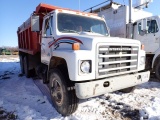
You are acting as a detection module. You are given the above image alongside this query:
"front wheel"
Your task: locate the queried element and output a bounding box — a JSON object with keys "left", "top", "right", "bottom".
{"left": 49, "top": 68, "right": 78, "bottom": 116}
{"left": 155, "top": 62, "right": 160, "bottom": 81}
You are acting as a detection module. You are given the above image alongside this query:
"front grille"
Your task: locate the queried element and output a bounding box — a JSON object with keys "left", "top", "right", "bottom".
{"left": 97, "top": 44, "right": 139, "bottom": 78}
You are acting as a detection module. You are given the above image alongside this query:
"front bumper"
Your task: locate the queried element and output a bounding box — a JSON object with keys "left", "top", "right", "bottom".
{"left": 75, "top": 71, "right": 150, "bottom": 99}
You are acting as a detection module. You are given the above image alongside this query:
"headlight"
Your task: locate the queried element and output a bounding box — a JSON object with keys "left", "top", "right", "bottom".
{"left": 80, "top": 61, "right": 91, "bottom": 73}
{"left": 140, "top": 56, "right": 145, "bottom": 65}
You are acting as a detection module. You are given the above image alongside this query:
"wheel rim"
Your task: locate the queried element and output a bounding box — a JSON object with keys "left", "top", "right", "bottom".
{"left": 50, "top": 76, "right": 63, "bottom": 105}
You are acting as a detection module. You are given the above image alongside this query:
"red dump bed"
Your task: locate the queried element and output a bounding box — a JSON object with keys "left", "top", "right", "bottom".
{"left": 17, "top": 3, "right": 61, "bottom": 55}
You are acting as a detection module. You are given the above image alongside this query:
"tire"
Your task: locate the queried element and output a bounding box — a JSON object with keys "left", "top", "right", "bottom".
{"left": 119, "top": 86, "right": 136, "bottom": 93}
{"left": 155, "top": 62, "right": 160, "bottom": 81}
{"left": 49, "top": 68, "right": 78, "bottom": 116}
{"left": 19, "top": 55, "right": 24, "bottom": 74}
{"left": 24, "top": 56, "right": 30, "bottom": 78}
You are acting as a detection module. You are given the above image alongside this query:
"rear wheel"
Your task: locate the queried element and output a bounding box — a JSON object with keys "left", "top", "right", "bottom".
{"left": 119, "top": 86, "right": 136, "bottom": 93}
{"left": 49, "top": 68, "right": 78, "bottom": 116}
{"left": 19, "top": 55, "right": 24, "bottom": 74}
{"left": 155, "top": 62, "right": 160, "bottom": 81}
{"left": 24, "top": 56, "right": 30, "bottom": 78}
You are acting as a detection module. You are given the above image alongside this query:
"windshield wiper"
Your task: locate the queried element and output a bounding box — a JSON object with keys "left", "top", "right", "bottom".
{"left": 83, "top": 30, "right": 109, "bottom": 36}
{"left": 62, "top": 29, "right": 79, "bottom": 34}
{"left": 84, "top": 30, "right": 93, "bottom": 33}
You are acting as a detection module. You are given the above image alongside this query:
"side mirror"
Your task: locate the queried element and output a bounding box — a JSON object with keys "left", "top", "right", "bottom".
{"left": 140, "top": 19, "right": 147, "bottom": 36}
{"left": 31, "top": 15, "right": 40, "bottom": 32}
{"left": 141, "top": 19, "right": 147, "bottom": 31}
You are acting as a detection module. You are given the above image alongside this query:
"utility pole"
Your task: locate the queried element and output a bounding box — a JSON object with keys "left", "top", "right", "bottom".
{"left": 129, "top": 0, "right": 132, "bottom": 23}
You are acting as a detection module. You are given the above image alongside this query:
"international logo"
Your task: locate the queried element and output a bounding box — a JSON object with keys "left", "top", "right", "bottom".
{"left": 109, "top": 48, "right": 132, "bottom": 51}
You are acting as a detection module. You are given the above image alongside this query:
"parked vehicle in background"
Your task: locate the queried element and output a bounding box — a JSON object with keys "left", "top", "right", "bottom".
{"left": 12, "top": 51, "right": 19, "bottom": 55}
{"left": 1, "top": 49, "right": 11, "bottom": 55}
{"left": 86, "top": 0, "right": 160, "bottom": 80}
{"left": 5, "top": 50, "right": 11, "bottom": 55}
{"left": 17, "top": 3, "right": 149, "bottom": 116}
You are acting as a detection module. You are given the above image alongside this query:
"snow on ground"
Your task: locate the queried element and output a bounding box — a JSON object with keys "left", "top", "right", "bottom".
{"left": 0, "top": 56, "right": 61, "bottom": 119}
{"left": 0, "top": 55, "right": 160, "bottom": 120}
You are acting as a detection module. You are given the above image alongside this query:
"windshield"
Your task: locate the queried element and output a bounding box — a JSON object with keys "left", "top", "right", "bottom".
{"left": 57, "top": 13, "right": 109, "bottom": 36}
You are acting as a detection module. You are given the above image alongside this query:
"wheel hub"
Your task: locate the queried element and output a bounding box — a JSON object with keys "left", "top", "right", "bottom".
{"left": 51, "top": 78, "right": 63, "bottom": 105}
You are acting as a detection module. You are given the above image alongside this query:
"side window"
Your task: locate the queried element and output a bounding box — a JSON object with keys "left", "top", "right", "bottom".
{"left": 138, "top": 22, "right": 142, "bottom": 34}
{"left": 91, "top": 24, "right": 106, "bottom": 35}
{"left": 138, "top": 20, "right": 159, "bottom": 34}
{"left": 148, "top": 20, "right": 159, "bottom": 33}
{"left": 44, "top": 16, "right": 53, "bottom": 36}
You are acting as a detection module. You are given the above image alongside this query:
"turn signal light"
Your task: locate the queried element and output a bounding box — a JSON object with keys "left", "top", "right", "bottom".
{"left": 72, "top": 43, "right": 80, "bottom": 50}
{"left": 141, "top": 44, "right": 145, "bottom": 50}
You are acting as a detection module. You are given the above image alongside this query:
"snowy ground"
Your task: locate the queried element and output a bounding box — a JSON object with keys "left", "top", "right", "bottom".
{"left": 0, "top": 55, "right": 160, "bottom": 120}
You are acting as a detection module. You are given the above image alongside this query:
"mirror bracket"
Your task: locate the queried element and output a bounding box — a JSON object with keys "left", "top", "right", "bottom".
{"left": 31, "top": 15, "right": 40, "bottom": 32}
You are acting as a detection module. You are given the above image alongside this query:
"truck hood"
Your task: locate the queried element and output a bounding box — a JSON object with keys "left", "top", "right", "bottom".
{"left": 56, "top": 32, "right": 141, "bottom": 50}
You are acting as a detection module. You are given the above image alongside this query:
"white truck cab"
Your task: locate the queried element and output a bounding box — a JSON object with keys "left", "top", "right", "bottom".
{"left": 89, "top": 1, "right": 160, "bottom": 80}
{"left": 134, "top": 16, "right": 160, "bottom": 54}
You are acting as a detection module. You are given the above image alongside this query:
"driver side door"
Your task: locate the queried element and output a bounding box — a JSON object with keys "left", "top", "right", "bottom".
{"left": 41, "top": 15, "right": 54, "bottom": 64}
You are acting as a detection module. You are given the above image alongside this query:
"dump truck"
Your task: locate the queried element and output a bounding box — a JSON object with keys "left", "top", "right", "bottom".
{"left": 17, "top": 3, "right": 150, "bottom": 116}
{"left": 87, "top": 0, "right": 160, "bottom": 80}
